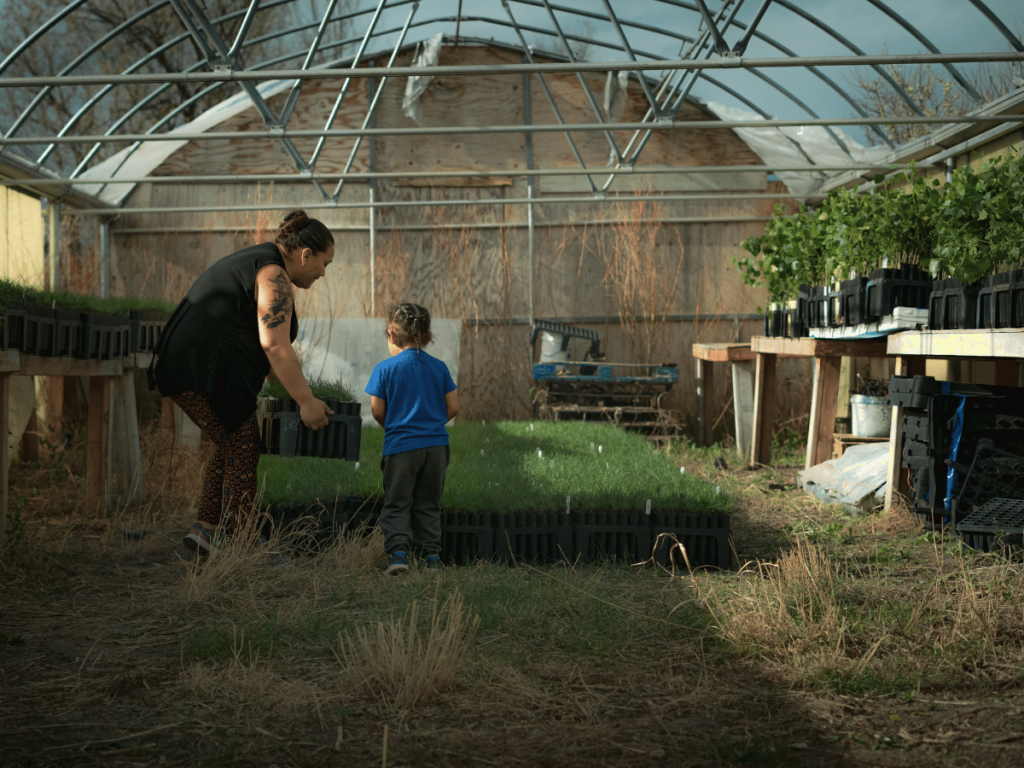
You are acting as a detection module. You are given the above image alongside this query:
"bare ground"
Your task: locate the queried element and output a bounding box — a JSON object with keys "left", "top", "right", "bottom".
{"left": 1, "top": 432, "right": 1022, "bottom": 767}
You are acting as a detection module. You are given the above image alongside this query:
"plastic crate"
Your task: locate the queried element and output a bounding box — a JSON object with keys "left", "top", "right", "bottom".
{"left": 572, "top": 511, "right": 653, "bottom": 564}
{"left": 495, "top": 512, "right": 573, "bottom": 565}
{"left": 77, "top": 312, "right": 131, "bottom": 360}
{"left": 839, "top": 277, "right": 868, "bottom": 326}
{"left": 957, "top": 498, "right": 1024, "bottom": 552}
{"left": 261, "top": 411, "right": 362, "bottom": 460}
{"left": 54, "top": 308, "right": 82, "bottom": 357}
{"left": 440, "top": 512, "right": 498, "bottom": 565}
{"left": 651, "top": 513, "right": 732, "bottom": 570}
{"left": 129, "top": 310, "right": 171, "bottom": 353}
{"left": 952, "top": 439, "right": 1024, "bottom": 525}
{"left": 1, "top": 308, "right": 26, "bottom": 351}
{"left": 807, "top": 286, "right": 828, "bottom": 329}
{"left": 864, "top": 265, "right": 932, "bottom": 321}
{"left": 928, "top": 278, "right": 979, "bottom": 330}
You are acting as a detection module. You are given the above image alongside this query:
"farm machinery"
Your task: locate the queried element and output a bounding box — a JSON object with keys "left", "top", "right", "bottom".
{"left": 529, "top": 320, "right": 679, "bottom": 438}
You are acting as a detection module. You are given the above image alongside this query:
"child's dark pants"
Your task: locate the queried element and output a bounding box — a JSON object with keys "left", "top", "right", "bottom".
{"left": 380, "top": 445, "right": 449, "bottom": 555}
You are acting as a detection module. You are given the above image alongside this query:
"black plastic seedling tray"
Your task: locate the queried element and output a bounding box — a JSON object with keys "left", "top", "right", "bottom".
{"left": 957, "top": 498, "right": 1024, "bottom": 552}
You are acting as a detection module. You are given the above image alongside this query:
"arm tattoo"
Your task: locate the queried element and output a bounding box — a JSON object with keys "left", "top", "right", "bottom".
{"left": 260, "top": 270, "right": 294, "bottom": 330}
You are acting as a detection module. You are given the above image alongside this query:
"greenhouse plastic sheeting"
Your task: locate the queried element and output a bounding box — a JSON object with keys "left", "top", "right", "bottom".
{"left": 702, "top": 100, "right": 890, "bottom": 199}
{"left": 797, "top": 441, "right": 890, "bottom": 514}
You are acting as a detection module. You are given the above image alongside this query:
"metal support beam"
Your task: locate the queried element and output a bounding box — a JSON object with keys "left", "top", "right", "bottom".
{"left": 332, "top": 3, "right": 419, "bottom": 201}
{"left": 502, "top": 0, "right": 600, "bottom": 195}
{"left": 600, "top": 0, "right": 662, "bottom": 117}
{"left": 541, "top": 0, "right": 623, "bottom": 165}
{"left": 693, "top": 0, "right": 733, "bottom": 55}
{"left": 309, "top": 0, "right": 388, "bottom": 171}
{"left": 99, "top": 220, "right": 110, "bottom": 298}
{"left": 46, "top": 202, "right": 60, "bottom": 292}
{"left": 278, "top": 0, "right": 341, "bottom": 126}
{"left": 226, "top": 0, "right": 263, "bottom": 66}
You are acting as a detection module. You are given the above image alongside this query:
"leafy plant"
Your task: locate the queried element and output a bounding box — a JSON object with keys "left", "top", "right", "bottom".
{"left": 933, "top": 149, "right": 1024, "bottom": 282}
{"left": 735, "top": 203, "right": 827, "bottom": 312}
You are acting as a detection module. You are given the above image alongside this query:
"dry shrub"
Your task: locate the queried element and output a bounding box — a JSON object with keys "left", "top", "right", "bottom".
{"left": 181, "top": 629, "right": 327, "bottom": 725}
{"left": 180, "top": 524, "right": 297, "bottom": 608}
{"left": 706, "top": 539, "right": 850, "bottom": 658}
{"left": 325, "top": 523, "right": 385, "bottom": 576}
{"left": 340, "top": 590, "right": 479, "bottom": 710}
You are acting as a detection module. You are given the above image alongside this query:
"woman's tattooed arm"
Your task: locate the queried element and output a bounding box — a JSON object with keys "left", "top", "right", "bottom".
{"left": 260, "top": 270, "right": 294, "bottom": 329}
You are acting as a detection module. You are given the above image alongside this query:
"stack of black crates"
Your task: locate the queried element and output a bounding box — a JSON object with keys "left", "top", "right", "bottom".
{"left": 762, "top": 265, "right": 932, "bottom": 338}
{"left": 887, "top": 375, "right": 1024, "bottom": 537}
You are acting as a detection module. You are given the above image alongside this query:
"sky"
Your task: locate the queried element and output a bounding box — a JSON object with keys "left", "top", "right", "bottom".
{"left": 350, "top": 0, "right": 1024, "bottom": 145}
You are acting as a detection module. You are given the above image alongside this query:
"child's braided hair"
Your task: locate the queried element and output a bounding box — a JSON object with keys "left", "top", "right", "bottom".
{"left": 387, "top": 303, "right": 433, "bottom": 349}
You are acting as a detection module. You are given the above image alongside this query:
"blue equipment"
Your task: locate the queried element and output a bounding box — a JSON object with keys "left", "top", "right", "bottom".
{"left": 529, "top": 320, "right": 678, "bottom": 435}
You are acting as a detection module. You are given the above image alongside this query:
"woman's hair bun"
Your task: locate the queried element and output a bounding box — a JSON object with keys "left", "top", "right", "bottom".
{"left": 280, "top": 209, "right": 310, "bottom": 235}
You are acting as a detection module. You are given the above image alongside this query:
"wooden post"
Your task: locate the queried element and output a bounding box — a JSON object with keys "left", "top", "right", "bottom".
{"left": 20, "top": 409, "right": 39, "bottom": 463}
{"left": 85, "top": 376, "right": 112, "bottom": 516}
{"left": 994, "top": 359, "right": 1020, "bottom": 387}
{"left": 111, "top": 371, "right": 146, "bottom": 504}
{"left": 45, "top": 375, "right": 64, "bottom": 437}
{"left": 750, "top": 353, "right": 777, "bottom": 466}
{"left": 0, "top": 373, "right": 8, "bottom": 547}
{"left": 160, "top": 397, "right": 175, "bottom": 431}
{"left": 805, "top": 355, "right": 842, "bottom": 469}
{"left": 696, "top": 357, "right": 715, "bottom": 446}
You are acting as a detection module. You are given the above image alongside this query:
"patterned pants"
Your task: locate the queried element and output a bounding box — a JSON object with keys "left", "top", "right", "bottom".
{"left": 172, "top": 391, "right": 261, "bottom": 530}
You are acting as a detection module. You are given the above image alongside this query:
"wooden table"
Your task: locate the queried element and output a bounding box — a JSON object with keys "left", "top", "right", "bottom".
{"left": 883, "top": 329, "right": 1024, "bottom": 512}
{"left": 0, "top": 351, "right": 151, "bottom": 545}
{"left": 691, "top": 343, "right": 756, "bottom": 447}
{"left": 749, "top": 336, "right": 891, "bottom": 469}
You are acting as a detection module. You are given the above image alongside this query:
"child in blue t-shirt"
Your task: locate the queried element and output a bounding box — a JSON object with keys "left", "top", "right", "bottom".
{"left": 365, "top": 303, "right": 459, "bottom": 574}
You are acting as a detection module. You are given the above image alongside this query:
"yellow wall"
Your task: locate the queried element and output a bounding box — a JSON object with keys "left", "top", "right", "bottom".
{"left": 0, "top": 188, "right": 44, "bottom": 287}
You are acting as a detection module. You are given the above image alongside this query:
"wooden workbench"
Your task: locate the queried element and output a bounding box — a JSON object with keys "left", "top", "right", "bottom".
{"left": 749, "top": 336, "right": 891, "bottom": 469}
{"left": 691, "top": 343, "right": 756, "bottom": 447}
{"left": 883, "top": 329, "right": 1024, "bottom": 512}
{"left": 0, "top": 351, "right": 151, "bottom": 545}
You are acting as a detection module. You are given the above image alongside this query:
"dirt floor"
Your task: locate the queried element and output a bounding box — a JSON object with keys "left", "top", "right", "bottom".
{"left": 2, "top": 435, "right": 1024, "bottom": 768}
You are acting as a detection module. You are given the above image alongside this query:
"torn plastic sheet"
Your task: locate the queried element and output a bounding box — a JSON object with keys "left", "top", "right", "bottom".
{"left": 402, "top": 32, "right": 443, "bottom": 125}
{"left": 701, "top": 100, "right": 890, "bottom": 199}
{"left": 797, "top": 442, "right": 890, "bottom": 515}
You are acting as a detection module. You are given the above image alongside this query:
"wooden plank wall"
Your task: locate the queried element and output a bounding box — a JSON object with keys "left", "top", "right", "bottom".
{"left": 110, "top": 44, "right": 810, "bottom": 439}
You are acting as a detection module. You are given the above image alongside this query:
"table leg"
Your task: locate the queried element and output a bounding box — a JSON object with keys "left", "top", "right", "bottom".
{"left": 86, "top": 376, "right": 112, "bottom": 516}
{"left": 112, "top": 371, "right": 146, "bottom": 505}
{"left": 805, "top": 355, "right": 842, "bottom": 469}
{"left": 0, "top": 373, "right": 8, "bottom": 547}
{"left": 994, "top": 359, "right": 1020, "bottom": 387}
{"left": 696, "top": 358, "right": 715, "bottom": 446}
{"left": 750, "top": 353, "right": 777, "bottom": 466}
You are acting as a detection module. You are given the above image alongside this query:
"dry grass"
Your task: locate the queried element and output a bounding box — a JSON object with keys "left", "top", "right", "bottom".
{"left": 340, "top": 589, "right": 480, "bottom": 711}
{"left": 7, "top": 424, "right": 1024, "bottom": 766}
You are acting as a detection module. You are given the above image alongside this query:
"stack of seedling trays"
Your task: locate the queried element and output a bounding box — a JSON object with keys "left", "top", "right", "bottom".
{"left": 267, "top": 496, "right": 732, "bottom": 570}
{"left": 762, "top": 265, "right": 932, "bottom": 339}
{"left": 957, "top": 498, "right": 1024, "bottom": 553}
{"left": 260, "top": 398, "right": 362, "bottom": 461}
{"left": 888, "top": 375, "right": 1024, "bottom": 530}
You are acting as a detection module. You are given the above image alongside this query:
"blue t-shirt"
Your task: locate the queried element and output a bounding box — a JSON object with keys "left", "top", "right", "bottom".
{"left": 364, "top": 348, "right": 457, "bottom": 456}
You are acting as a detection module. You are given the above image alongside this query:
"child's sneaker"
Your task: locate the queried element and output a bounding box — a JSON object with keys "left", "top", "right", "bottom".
{"left": 424, "top": 554, "right": 443, "bottom": 570}
{"left": 385, "top": 550, "right": 410, "bottom": 575}
{"left": 183, "top": 523, "right": 218, "bottom": 555}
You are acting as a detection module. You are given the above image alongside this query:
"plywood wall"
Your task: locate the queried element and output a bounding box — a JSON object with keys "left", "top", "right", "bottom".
{"left": 0, "top": 188, "right": 44, "bottom": 287}
{"left": 108, "top": 43, "right": 810, "bottom": 437}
